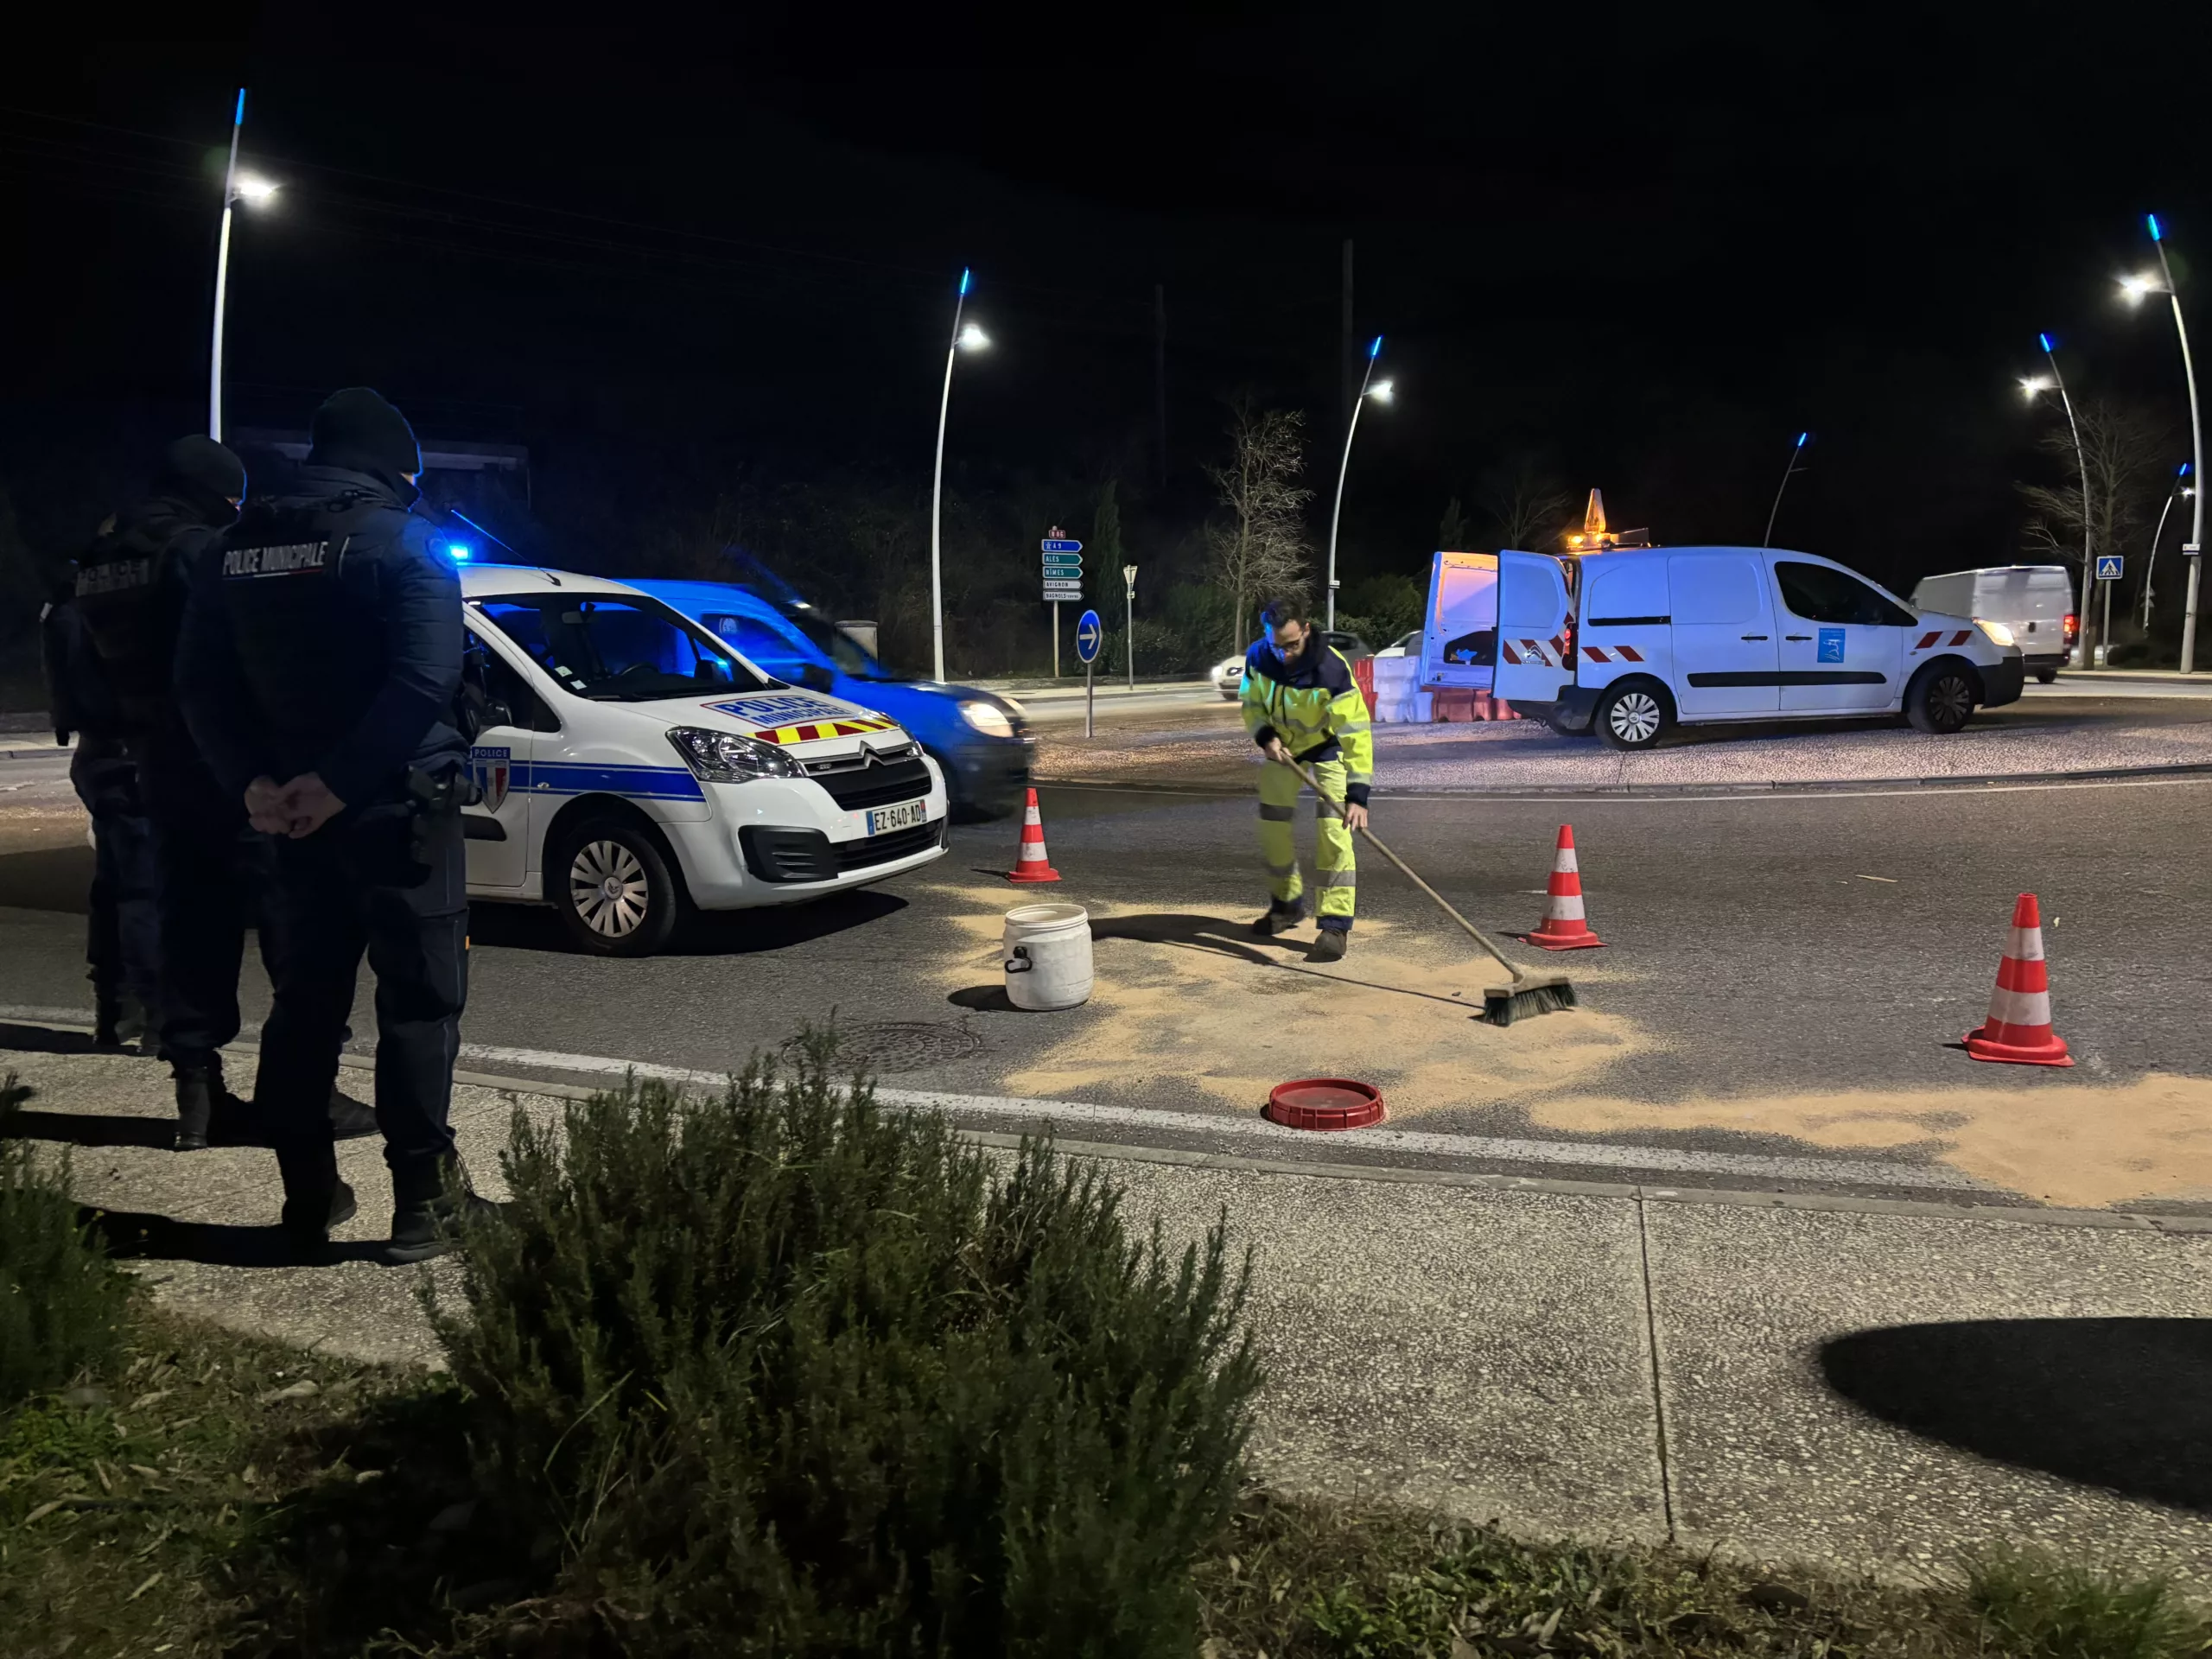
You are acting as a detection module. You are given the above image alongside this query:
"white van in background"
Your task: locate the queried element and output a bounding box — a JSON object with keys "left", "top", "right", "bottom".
{"left": 1420, "top": 544, "right": 2024, "bottom": 750}
{"left": 1908, "top": 565, "right": 2076, "bottom": 683}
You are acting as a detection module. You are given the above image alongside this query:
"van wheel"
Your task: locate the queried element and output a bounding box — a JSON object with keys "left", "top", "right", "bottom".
{"left": 1907, "top": 663, "right": 1978, "bottom": 734}
{"left": 2035, "top": 666, "right": 2059, "bottom": 685}
{"left": 1596, "top": 682, "right": 1670, "bottom": 750}
{"left": 551, "top": 817, "right": 684, "bottom": 956}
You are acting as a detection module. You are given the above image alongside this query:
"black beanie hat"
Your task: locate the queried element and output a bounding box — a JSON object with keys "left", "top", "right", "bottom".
{"left": 308, "top": 387, "right": 422, "bottom": 481}
{"left": 160, "top": 435, "right": 247, "bottom": 504}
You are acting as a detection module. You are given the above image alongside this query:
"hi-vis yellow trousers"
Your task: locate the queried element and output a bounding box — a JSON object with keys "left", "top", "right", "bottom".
{"left": 1256, "top": 757, "right": 1354, "bottom": 925}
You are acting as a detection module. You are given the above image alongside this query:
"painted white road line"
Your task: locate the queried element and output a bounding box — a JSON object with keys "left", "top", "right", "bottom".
{"left": 0, "top": 1010, "right": 1993, "bottom": 1193}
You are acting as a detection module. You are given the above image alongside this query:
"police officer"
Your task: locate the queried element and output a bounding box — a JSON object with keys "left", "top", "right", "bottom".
{"left": 41, "top": 551, "right": 162, "bottom": 1046}
{"left": 178, "top": 388, "right": 486, "bottom": 1262}
{"left": 70, "top": 437, "right": 378, "bottom": 1150}
{"left": 1239, "top": 597, "right": 1375, "bottom": 962}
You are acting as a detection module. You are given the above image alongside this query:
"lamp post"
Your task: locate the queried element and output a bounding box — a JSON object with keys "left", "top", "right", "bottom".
{"left": 1760, "top": 430, "right": 1810, "bottom": 547}
{"left": 929, "top": 268, "right": 989, "bottom": 683}
{"left": 208, "top": 88, "right": 277, "bottom": 442}
{"left": 2020, "top": 332, "right": 2095, "bottom": 667}
{"left": 2123, "top": 216, "right": 2203, "bottom": 670}
{"left": 1325, "top": 334, "right": 1391, "bottom": 630}
{"left": 2145, "top": 463, "right": 2196, "bottom": 630}
{"left": 1123, "top": 563, "right": 1138, "bottom": 690}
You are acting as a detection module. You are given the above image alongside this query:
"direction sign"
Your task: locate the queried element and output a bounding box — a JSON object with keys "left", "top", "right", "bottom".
{"left": 2096, "top": 555, "right": 2124, "bottom": 581}
{"left": 1075, "top": 609, "right": 1103, "bottom": 664}
{"left": 1041, "top": 538, "right": 1083, "bottom": 555}
{"left": 1043, "top": 589, "right": 1084, "bottom": 602}
{"left": 1042, "top": 553, "right": 1084, "bottom": 569}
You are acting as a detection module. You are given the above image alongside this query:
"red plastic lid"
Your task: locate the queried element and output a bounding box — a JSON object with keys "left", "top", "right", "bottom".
{"left": 1263, "top": 1077, "right": 1386, "bottom": 1132}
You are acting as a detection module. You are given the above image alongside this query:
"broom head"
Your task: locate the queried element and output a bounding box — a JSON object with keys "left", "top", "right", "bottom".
{"left": 1477, "top": 972, "right": 1579, "bottom": 1027}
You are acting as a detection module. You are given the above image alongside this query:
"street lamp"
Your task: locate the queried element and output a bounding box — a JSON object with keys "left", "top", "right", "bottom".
{"left": 2019, "top": 333, "right": 2094, "bottom": 667}
{"left": 929, "top": 268, "right": 988, "bottom": 683}
{"left": 1325, "top": 334, "right": 1389, "bottom": 630}
{"left": 208, "top": 89, "right": 278, "bottom": 442}
{"left": 1760, "top": 430, "right": 1810, "bottom": 548}
{"left": 2143, "top": 462, "right": 2195, "bottom": 631}
{"left": 2120, "top": 214, "right": 2205, "bottom": 672}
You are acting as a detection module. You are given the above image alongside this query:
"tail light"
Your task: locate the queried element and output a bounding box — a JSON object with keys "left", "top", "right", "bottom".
{"left": 2063, "top": 612, "right": 2079, "bottom": 643}
{"left": 1560, "top": 617, "right": 1577, "bottom": 671}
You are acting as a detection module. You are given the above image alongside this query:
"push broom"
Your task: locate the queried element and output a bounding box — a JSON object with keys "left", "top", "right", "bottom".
{"left": 1287, "top": 760, "right": 1578, "bottom": 1026}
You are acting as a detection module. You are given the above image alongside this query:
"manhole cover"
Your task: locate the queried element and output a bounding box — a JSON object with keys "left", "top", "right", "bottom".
{"left": 783, "top": 1020, "right": 988, "bottom": 1075}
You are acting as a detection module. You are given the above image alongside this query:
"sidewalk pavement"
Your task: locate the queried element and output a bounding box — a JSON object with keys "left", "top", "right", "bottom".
{"left": 6, "top": 1036, "right": 2209, "bottom": 1586}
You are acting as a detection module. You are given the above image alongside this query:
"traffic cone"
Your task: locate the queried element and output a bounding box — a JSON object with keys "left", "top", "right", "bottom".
{"left": 1964, "top": 893, "right": 2073, "bottom": 1066}
{"left": 1006, "top": 788, "right": 1061, "bottom": 883}
{"left": 1522, "top": 824, "right": 1605, "bottom": 950}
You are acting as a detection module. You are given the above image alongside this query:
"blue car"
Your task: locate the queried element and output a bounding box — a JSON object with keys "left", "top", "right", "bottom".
{"left": 630, "top": 576, "right": 1033, "bottom": 820}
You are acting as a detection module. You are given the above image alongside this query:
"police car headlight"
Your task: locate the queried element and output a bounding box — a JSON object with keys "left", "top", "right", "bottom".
{"left": 1974, "top": 619, "right": 2017, "bottom": 649}
{"left": 667, "top": 727, "right": 801, "bottom": 782}
{"left": 959, "top": 700, "right": 1016, "bottom": 738}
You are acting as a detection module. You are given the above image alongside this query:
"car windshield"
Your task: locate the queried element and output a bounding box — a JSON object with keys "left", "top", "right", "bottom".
{"left": 474, "top": 593, "right": 770, "bottom": 702}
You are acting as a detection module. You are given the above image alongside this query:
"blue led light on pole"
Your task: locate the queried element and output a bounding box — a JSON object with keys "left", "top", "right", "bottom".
{"left": 207, "top": 88, "right": 278, "bottom": 442}
{"left": 2018, "top": 334, "right": 2094, "bottom": 666}
{"left": 1760, "top": 429, "right": 1811, "bottom": 548}
{"left": 928, "top": 267, "right": 989, "bottom": 682}
{"left": 1325, "top": 334, "right": 1392, "bottom": 630}
{"left": 2120, "top": 213, "right": 2204, "bottom": 671}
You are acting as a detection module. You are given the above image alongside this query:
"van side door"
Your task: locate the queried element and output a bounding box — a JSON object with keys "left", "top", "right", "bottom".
{"left": 1770, "top": 558, "right": 1910, "bottom": 713}
{"left": 1667, "top": 552, "right": 1779, "bottom": 717}
{"left": 1491, "top": 552, "right": 1575, "bottom": 704}
{"left": 461, "top": 623, "right": 560, "bottom": 892}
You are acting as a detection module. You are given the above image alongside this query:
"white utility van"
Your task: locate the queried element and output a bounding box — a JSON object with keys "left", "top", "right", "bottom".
{"left": 1418, "top": 545, "right": 2024, "bottom": 750}
{"left": 1908, "top": 565, "right": 2075, "bottom": 683}
{"left": 458, "top": 565, "right": 949, "bottom": 955}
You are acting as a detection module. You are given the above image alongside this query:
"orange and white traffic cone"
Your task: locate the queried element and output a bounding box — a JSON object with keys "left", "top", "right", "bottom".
{"left": 1006, "top": 787, "right": 1061, "bottom": 883}
{"left": 1522, "top": 824, "right": 1605, "bottom": 950}
{"left": 1964, "top": 893, "right": 2073, "bottom": 1066}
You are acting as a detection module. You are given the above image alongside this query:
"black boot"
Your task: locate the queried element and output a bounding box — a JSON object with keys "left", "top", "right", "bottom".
{"left": 1308, "top": 925, "right": 1350, "bottom": 963}
{"left": 327, "top": 1087, "right": 380, "bottom": 1141}
{"left": 276, "top": 1140, "right": 356, "bottom": 1258}
{"left": 1252, "top": 897, "right": 1309, "bottom": 937}
{"left": 173, "top": 1057, "right": 260, "bottom": 1151}
{"left": 385, "top": 1157, "right": 501, "bottom": 1266}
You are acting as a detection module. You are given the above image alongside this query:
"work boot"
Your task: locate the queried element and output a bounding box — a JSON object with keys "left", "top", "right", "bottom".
{"left": 174, "top": 1058, "right": 260, "bottom": 1151}
{"left": 385, "top": 1158, "right": 503, "bottom": 1266}
{"left": 276, "top": 1140, "right": 355, "bottom": 1258}
{"left": 1308, "top": 925, "right": 1351, "bottom": 963}
{"left": 1252, "top": 897, "right": 1309, "bottom": 937}
{"left": 327, "top": 1087, "right": 379, "bottom": 1141}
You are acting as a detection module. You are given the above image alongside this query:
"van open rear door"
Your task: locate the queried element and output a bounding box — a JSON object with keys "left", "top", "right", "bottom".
{"left": 1493, "top": 551, "right": 1576, "bottom": 704}
{"left": 1418, "top": 552, "right": 1499, "bottom": 690}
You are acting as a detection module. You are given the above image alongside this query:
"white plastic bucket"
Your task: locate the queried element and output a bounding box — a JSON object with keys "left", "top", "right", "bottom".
{"left": 1002, "top": 902, "right": 1094, "bottom": 1011}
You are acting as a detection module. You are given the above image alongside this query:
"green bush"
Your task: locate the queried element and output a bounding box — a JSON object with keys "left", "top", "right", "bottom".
{"left": 0, "top": 1076, "right": 133, "bottom": 1408}
{"left": 434, "top": 1033, "right": 1261, "bottom": 1655}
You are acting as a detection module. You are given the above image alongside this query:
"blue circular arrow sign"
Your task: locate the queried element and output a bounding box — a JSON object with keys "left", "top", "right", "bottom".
{"left": 1075, "top": 608, "right": 1103, "bottom": 664}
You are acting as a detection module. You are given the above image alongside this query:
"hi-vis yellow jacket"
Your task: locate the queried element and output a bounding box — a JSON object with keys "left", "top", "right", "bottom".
{"left": 1240, "top": 640, "right": 1375, "bottom": 805}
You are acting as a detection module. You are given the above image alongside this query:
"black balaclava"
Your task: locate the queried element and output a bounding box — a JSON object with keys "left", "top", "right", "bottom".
{"left": 308, "top": 387, "right": 423, "bottom": 501}
{"left": 155, "top": 435, "right": 247, "bottom": 527}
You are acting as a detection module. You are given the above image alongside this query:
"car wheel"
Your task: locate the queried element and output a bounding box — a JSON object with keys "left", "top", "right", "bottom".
{"left": 1595, "top": 682, "right": 1669, "bottom": 750}
{"left": 1907, "top": 663, "right": 1978, "bottom": 734}
{"left": 551, "top": 817, "right": 683, "bottom": 956}
{"left": 2035, "top": 666, "right": 2059, "bottom": 684}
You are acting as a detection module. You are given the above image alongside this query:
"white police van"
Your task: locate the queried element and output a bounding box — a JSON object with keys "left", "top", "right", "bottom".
{"left": 458, "top": 566, "right": 948, "bottom": 954}
{"left": 1421, "top": 544, "right": 2025, "bottom": 749}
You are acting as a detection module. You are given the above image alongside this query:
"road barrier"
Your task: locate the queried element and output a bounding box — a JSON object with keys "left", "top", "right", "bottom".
{"left": 1368, "top": 656, "right": 1522, "bottom": 724}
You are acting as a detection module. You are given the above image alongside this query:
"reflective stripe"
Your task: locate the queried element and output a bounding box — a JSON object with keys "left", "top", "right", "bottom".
{"left": 1985, "top": 984, "right": 2052, "bottom": 1028}
{"left": 1258, "top": 802, "right": 1296, "bottom": 821}
{"left": 1316, "top": 869, "right": 1356, "bottom": 888}
{"left": 1264, "top": 858, "right": 1297, "bottom": 877}
{"left": 1314, "top": 799, "right": 1345, "bottom": 819}
{"left": 1337, "top": 719, "right": 1372, "bottom": 734}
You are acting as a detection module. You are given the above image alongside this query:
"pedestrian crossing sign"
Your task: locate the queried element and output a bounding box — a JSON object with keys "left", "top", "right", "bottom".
{"left": 2095, "top": 555, "right": 2124, "bottom": 581}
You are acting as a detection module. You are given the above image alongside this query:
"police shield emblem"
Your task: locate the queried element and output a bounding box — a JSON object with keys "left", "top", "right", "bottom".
{"left": 468, "top": 746, "right": 512, "bottom": 811}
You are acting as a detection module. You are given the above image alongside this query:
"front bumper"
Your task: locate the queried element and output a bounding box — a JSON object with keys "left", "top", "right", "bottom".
{"left": 664, "top": 762, "right": 951, "bottom": 908}
{"left": 1980, "top": 654, "right": 2026, "bottom": 709}
{"left": 936, "top": 736, "right": 1033, "bottom": 818}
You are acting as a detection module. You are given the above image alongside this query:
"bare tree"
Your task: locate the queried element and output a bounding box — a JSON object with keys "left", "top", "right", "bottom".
{"left": 1207, "top": 399, "right": 1314, "bottom": 649}
{"left": 2018, "top": 398, "right": 2174, "bottom": 617}
{"left": 1478, "top": 458, "right": 1575, "bottom": 551}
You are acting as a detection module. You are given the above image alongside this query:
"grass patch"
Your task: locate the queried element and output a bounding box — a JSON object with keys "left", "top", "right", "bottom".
{"left": 1, "top": 1072, "right": 135, "bottom": 1408}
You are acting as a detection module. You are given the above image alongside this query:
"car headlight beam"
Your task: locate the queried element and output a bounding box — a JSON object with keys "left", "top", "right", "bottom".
{"left": 1974, "top": 619, "right": 2017, "bottom": 649}
{"left": 959, "top": 700, "right": 1016, "bottom": 738}
{"left": 667, "top": 726, "right": 802, "bottom": 782}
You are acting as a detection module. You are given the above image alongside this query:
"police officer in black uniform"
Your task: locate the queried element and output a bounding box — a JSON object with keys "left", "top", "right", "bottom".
{"left": 178, "top": 389, "right": 487, "bottom": 1261}
{"left": 69, "top": 437, "right": 378, "bottom": 1150}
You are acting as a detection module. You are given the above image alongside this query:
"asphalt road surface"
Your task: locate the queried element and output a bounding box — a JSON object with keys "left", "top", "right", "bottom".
{"left": 4, "top": 750, "right": 2209, "bottom": 1211}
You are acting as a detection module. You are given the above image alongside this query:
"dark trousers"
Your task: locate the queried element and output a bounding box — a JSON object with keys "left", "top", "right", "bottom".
{"left": 137, "top": 730, "right": 286, "bottom": 1066}
{"left": 257, "top": 803, "right": 467, "bottom": 1187}
{"left": 71, "top": 742, "right": 162, "bottom": 1020}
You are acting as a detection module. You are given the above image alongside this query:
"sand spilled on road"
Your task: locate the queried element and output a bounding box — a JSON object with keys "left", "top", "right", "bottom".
{"left": 928, "top": 880, "right": 2212, "bottom": 1211}
{"left": 927, "top": 880, "right": 1656, "bottom": 1115}
{"left": 1529, "top": 1078, "right": 2212, "bottom": 1211}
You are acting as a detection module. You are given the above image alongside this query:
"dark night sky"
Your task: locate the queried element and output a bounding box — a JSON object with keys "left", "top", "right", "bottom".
{"left": 4, "top": 4, "right": 2205, "bottom": 596}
